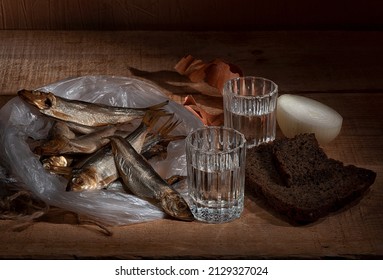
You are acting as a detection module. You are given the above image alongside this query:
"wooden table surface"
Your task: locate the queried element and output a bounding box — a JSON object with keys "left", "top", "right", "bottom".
{"left": 0, "top": 30, "right": 382, "bottom": 259}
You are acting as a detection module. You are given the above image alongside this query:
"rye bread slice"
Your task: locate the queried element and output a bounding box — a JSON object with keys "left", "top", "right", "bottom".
{"left": 245, "top": 134, "right": 376, "bottom": 224}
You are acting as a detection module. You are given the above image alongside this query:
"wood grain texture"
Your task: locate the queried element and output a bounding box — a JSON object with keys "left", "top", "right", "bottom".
{"left": 0, "top": 0, "right": 382, "bottom": 30}
{"left": 1, "top": 30, "right": 383, "bottom": 96}
{"left": 0, "top": 30, "right": 382, "bottom": 259}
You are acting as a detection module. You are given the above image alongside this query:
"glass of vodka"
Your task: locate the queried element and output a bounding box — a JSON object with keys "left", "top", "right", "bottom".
{"left": 186, "top": 126, "right": 246, "bottom": 223}
{"left": 223, "top": 77, "right": 278, "bottom": 148}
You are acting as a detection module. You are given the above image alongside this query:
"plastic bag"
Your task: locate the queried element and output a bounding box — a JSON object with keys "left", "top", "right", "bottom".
{"left": 0, "top": 75, "right": 203, "bottom": 226}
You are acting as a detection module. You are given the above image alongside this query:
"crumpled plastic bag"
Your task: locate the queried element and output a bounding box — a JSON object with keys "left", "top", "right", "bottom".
{"left": 0, "top": 75, "right": 202, "bottom": 226}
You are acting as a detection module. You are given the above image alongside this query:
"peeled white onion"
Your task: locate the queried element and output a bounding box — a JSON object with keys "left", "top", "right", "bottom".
{"left": 277, "top": 94, "right": 343, "bottom": 145}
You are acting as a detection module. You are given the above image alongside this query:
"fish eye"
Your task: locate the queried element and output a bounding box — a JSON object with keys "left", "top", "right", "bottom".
{"left": 178, "top": 201, "right": 187, "bottom": 209}
{"left": 44, "top": 98, "right": 53, "bottom": 107}
{"left": 72, "top": 177, "right": 83, "bottom": 184}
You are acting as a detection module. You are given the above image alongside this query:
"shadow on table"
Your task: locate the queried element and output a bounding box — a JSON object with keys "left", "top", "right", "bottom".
{"left": 244, "top": 185, "right": 372, "bottom": 228}
{"left": 128, "top": 66, "right": 224, "bottom": 109}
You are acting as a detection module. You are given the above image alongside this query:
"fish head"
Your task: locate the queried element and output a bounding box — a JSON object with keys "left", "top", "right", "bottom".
{"left": 161, "top": 189, "right": 194, "bottom": 221}
{"left": 41, "top": 156, "right": 69, "bottom": 168}
{"left": 18, "top": 89, "right": 56, "bottom": 110}
{"left": 66, "top": 169, "right": 98, "bottom": 192}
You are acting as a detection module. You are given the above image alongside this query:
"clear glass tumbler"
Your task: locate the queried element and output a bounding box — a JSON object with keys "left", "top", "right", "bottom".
{"left": 223, "top": 76, "right": 278, "bottom": 148}
{"left": 185, "top": 126, "right": 246, "bottom": 223}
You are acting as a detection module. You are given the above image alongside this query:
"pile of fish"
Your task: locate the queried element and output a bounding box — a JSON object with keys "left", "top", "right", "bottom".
{"left": 17, "top": 89, "right": 194, "bottom": 221}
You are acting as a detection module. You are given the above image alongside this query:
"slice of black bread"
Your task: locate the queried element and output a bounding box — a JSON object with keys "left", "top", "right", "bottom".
{"left": 273, "top": 133, "right": 331, "bottom": 187}
{"left": 245, "top": 133, "right": 376, "bottom": 224}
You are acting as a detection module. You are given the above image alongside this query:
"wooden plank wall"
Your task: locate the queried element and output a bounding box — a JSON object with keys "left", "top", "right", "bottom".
{"left": 0, "top": 0, "right": 382, "bottom": 30}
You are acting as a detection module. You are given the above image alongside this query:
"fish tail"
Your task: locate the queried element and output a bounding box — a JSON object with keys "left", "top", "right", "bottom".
{"left": 156, "top": 116, "right": 185, "bottom": 144}
{"left": 157, "top": 115, "right": 182, "bottom": 137}
{"left": 145, "top": 100, "right": 169, "bottom": 112}
{"left": 161, "top": 134, "right": 186, "bottom": 143}
{"left": 142, "top": 110, "right": 171, "bottom": 132}
{"left": 140, "top": 114, "right": 185, "bottom": 155}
